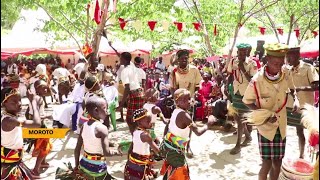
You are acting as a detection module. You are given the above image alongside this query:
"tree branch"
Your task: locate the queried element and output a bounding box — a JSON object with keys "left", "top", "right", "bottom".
{"left": 58, "top": 10, "right": 86, "bottom": 35}
{"left": 244, "top": 0, "right": 263, "bottom": 16}
{"left": 182, "top": 0, "right": 199, "bottom": 22}
{"left": 35, "top": 3, "right": 83, "bottom": 55}
{"left": 299, "top": 13, "right": 318, "bottom": 44}
{"left": 259, "top": 1, "right": 280, "bottom": 42}
{"left": 242, "top": 0, "right": 280, "bottom": 24}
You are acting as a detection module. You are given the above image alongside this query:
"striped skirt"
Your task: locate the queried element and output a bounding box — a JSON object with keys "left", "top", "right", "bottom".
{"left": 258, "top": 129, "right": 286, "bottom": 160}
{"left": 124, "top": 152, "right": 153, "bottom": 180}
{"left": 1, "top": 147, "right": 33, "bottom": 180}
{"left": 77, "top": 157, "right": 108, "bottom": 180}
{"left": 286, "top": 108, "right": 302, "bottom": 127}
{"left": 231, "top": 93, "right": 250, "bottom": 114}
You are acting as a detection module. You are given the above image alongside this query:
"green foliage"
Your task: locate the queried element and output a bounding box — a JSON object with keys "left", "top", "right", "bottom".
{"left": 1, "top": 0, "right": 318, "bottom": 56}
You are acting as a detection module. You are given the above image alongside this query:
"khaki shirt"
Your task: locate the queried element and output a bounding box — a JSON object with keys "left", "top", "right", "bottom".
{"left": 242, "top": 67, "right": 295, "bottom": 140}
{"left": 170, "top": 64, "right": 202, "bottom": 97}
{"left": 227, "top": 57, "right": 258, "bottom": 96}
{"left": 286, "top": 61, "right": 319, "bottom": 108}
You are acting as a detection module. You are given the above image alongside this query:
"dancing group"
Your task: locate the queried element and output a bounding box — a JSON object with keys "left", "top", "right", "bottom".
{"left": 1, "top": 42, "right": 319, "bottom": 180}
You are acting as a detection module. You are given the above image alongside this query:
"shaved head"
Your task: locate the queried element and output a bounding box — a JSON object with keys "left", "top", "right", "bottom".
{"left": 86, "top": 95, "right": 106, "bottom": 112}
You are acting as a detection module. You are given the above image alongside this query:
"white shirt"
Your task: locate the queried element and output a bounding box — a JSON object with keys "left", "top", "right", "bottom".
{"left": 167, "top": 65, "right": 176, "bottom": 73}
{"left": 52, "top": 67, "right": 71, "bottom": 79}
{"left": 121, "top": 63, "right": 141, "bottom": 91}
{"left": 136, "top": 67, "right": 146, "bottom": 84}
{"left": 103, "top": 85, "right": 118, "bottom": 104}
{"left": 7, "top": 63, "right": 18, "bottom": 74}
{"left": 155, "top": 61, "right": 166, "bottom": 72}
{"left": 35, "top": 64, "right": 47, "bottom": 75}
{"left": 97, "top": 64, "right": 105, "bottom": 71}
{"left": 116, "top": 65, "right": 125, "bottom": 82}
{"left": 73, "top": 63, "right": 85, "bottom": 77}
{"left": 68, "top": 83, "right": 85, "bottom": 103}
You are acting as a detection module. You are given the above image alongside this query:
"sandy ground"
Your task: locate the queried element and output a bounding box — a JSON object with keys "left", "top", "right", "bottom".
{"left": 18, "top": 97, "right": 314, "bottom": 180}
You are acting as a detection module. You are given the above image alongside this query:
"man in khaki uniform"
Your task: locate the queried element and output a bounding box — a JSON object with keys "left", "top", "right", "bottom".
{"left": 286, "top": 47, "right": 319, "bottom": 159}
{"left": 226, "top": 43, "right": 258, "bottom": 155}
{"left": 170, "top": 49, "right": 202, "bottom": 97}
{"left": 242, "top": 43, "right": 300, "bottom": 180}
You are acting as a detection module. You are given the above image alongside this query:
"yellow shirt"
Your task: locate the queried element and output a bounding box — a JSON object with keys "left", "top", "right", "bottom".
{"left": 170, "top": 64, "right": 202, "bottom": 97}
{"left": 286, "top": 61, "right": 319, "bottom": 108}
{"left": 227, "top": 57, "right": 258, "bottom": 96}
{"left": 242, "top": 67, "right": 295, "bottom": 140}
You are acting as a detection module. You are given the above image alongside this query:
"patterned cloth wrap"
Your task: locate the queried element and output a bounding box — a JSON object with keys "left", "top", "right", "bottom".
{"left": 1, "top": 146, "right": 33, "bottom": 180}
{"left": 257, "top": 128, "right": 286, "bottom": 160}
{"left": 124, "top": 152, "right": 154, "bottom": 180}
{"left": 286, "top": 107, "right": 302, "bottom": 127}
{"left": 126, "top": 88, "right": 145, "bottom": 123}
{"left": 77, "top": 152, "right": 108, "bottom": 180}
{"left": 159, "top": 131, "right": 190, "bottom": 180}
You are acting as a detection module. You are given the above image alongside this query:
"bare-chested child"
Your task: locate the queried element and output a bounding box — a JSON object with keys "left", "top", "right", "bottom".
{"left": 1, "top": 87, "right": 41, "bottom": 179}
{"left": 74, "top": 95, "right": 121, "bottom": 179}
{"left": 25, "top": 79, "right": 53, "bottom": 178}
{"left": 160, "top": 88, "right": 215, "bottom": 179}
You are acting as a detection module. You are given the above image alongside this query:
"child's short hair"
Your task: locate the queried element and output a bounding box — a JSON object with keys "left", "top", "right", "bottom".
{"left": 85, "top": 76, "right": 98, "bottom": 90}
{"left": 133, "top": 108, "right": 148, "bottom": 122}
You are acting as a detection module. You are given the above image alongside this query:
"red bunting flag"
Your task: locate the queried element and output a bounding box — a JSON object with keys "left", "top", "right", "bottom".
{"left": 87, "top": 3, "right": 90, "bottom": 9}
{"left": 174, "top": 22, "right": 183, "bottom": 32}
{"left": 94, "top": 0, "right": 101, "bottom": 24}
{"left": 118, "top": 18, "right": 126, "bottom": 30}
{"left": 294, "top": 29, "right": 300, "bottom": 38}
{"left": 312, "top": 31, "right": 318, "bottom": 38}
{"left": 238, "top": 23, "right": 243, "bottom": 28}
{"left": 148, "top": 21, "right": 157, "bottom": 31}
{"left": 214, "top": 24, "right": 217, "bottom": 36}
{"left": 277, "top": 28, "right": 284, "bottom": 35}
{"left": 192, "top": 22, "right": 201, "bottom": 31}
{"left": 259, "top": 27, "right": 266, "bottom": 35}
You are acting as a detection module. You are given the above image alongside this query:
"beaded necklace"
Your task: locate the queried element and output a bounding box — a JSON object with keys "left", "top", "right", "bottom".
{"left": 177, "top": 65, "right": 189, "bottom": 74}
{"left": 263, "top": 66, "right": 284, "bottom": 84}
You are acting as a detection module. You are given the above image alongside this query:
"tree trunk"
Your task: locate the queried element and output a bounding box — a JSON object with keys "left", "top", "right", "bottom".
{"left": 92, "top": 0, "right": 109, "bottom": 59}
{"left": 287, "top": 14, "right": 294, "bottom": 45}
{"left": 228, "top": 24, "right": 240, "bottom": 60}
{"left": 191, "top": 0, "right": 214, "bottom": 56}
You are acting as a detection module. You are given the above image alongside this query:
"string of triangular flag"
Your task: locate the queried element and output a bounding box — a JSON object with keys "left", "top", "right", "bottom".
{"left": 86, "top": 1, "right": 318, "bottom": 38}
{"left": 115, "top": 19, "right": 318, "bottom": 38}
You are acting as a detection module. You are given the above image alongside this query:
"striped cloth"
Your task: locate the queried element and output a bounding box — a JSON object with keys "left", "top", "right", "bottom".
{"left": 231, "top": 93, "right": 250, "bottom": 114}
{"left": 258, "top": 128, "right": 286, "bottom": 160}
{"left": 78, "top": 157, "right": 108, "bottom": 179}
{"left": 286, "top": 107, "right": 302, "bottom": 127}
{"left": 124, "top": 152, "right": 153, "bottom": 180}
{"left": 1, "top": 146, "right": 33, "bottom": 180}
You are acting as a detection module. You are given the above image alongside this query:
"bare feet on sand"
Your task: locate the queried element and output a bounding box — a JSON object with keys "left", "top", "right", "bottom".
{"left": 230, "top": 146, "right": 241, "bottom": 155}
{"left": 241, "top": 137, "right": 252, "bottom": 147}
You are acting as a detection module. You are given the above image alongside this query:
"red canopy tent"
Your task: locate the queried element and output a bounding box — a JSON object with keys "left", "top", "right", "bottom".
{"left": 300, "top": 35, "right": 319, "bottom": 58}
{"left": 1, "top": 48, "right": 80, "bottom": 60}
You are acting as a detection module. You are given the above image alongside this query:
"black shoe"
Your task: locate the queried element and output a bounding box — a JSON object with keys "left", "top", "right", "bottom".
{"left": 117, "top": 118, "right": 125, "bottom": 122}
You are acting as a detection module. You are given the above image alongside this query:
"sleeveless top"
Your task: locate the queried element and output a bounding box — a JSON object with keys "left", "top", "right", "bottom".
{"left": 168, "top": 109, "right": 191, "bottom": 139}
{"left": 132, "top": 130, "right": 150, "bottom": 155}
{"left": 81, "top": 121, "right": 104, "bottom": 154}
{"left": 1, "top": 114, "right": 23, "bottom": 150}
{"left": 143, "top": 103, "right": 157, "bottom": 123}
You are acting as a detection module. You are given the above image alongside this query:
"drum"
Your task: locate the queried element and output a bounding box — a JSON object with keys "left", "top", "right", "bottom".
{"left": 280, "top": 158, "right": 314, "bottom": 180}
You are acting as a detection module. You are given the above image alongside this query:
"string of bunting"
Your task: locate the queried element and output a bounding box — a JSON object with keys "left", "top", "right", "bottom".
{"left": 114, "top": 18, "right": 318, "bottom": 38}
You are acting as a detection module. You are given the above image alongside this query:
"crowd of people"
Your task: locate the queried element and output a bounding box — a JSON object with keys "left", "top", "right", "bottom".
{"left": 1, "top": 42, "right": 319, "bottom": 180}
